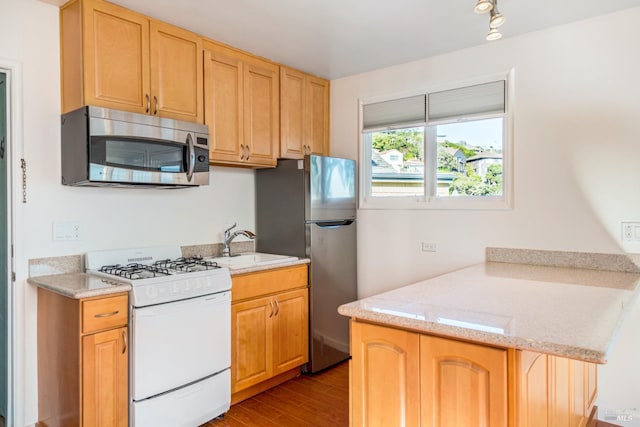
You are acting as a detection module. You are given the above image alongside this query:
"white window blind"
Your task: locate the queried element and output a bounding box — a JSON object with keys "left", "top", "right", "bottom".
{"left": 428, "top": 80, "right": 505, "bottom": 122}
{"left": 362, "top": 95, "right": 426, "bottom": 132}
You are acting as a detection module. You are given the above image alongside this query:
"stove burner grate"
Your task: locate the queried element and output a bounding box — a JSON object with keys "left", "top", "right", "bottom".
{"left": 154, "top": 256, "right": 219, "bottom": 272}
{"left": 98, "top": 256, "right": 220, "bottom": 280}
{"left": 99, "top": 263, "right": 171, "bottom": 280}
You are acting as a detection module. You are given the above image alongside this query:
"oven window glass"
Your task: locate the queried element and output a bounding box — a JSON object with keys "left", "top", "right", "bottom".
{"left": 94, "top": 138, "right": 185, "bottom": 172}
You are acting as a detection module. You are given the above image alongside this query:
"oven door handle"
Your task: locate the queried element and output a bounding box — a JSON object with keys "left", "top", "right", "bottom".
{"left": 186, "top": 133, "right": 195, "bottom": 182}
{"left": 134, "top": 292, "right": 230, "bottom": 317}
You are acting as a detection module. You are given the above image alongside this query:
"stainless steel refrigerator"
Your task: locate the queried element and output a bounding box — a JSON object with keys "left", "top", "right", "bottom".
{"left": 256, "top": 155, "right": 357, "bottom": 373}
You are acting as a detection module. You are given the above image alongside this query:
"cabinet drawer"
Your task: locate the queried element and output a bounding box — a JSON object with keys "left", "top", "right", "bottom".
{"left": 232, "top": 264, "right": 308, "bottom": 302}
{"left": 82, "top": 294, "right": 128, "bottom": 334}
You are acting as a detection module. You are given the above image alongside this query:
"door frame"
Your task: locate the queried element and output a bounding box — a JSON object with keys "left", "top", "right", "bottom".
{"left": 0, "top": 58, "right": 22, "bottom": 427}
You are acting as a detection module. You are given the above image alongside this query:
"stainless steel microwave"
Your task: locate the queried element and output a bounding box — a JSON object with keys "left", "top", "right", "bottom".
{"left": 61, "top": 106, "right": 210, "bottom": 188}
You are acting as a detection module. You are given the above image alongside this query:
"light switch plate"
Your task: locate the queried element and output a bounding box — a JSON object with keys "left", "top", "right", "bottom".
{"left": 422, "top": 241, "right": 437, "bottom": 252}
{"left": 53, "top": 221, "right": 81, "bottom": 241}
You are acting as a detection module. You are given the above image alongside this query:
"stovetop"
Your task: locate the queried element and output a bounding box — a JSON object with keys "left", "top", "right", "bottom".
{"left": 85, "top": 246, "right": 232, "bottom": 307}
{"left": 98, "top": 256, "right": 220, "bottom": 280}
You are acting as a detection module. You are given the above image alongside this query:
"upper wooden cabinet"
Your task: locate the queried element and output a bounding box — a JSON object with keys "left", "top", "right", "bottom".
{"left": 204, "top": 41, "right": 280, "bottom": 167}
{"left": 60, "top": 0, "right": 203, "bottom": 123}
{"left": 280, "top": 67, "right": 330, "bottom": 159}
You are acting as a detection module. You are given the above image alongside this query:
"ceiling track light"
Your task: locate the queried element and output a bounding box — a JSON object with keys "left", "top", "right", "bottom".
{"left": 486, "top": 27, "right": 502, "bottom": 41}
{"left": 474, "top": 0, "right": 493, "bottom": 14}
{"left": 475, "top": 0, "right": 505, "bottom": 41}
{"left": 489, "top": 2, "right": 506, "bottom": 28}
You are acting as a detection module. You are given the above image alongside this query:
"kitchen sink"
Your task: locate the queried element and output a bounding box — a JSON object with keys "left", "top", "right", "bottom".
{"left": 209, "top": 252, "right": 298, "bottom": 270}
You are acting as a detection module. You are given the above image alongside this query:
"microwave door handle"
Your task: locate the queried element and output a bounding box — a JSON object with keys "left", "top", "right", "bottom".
{"left": 186, "top": 133, "right": 195, "bottom": 182}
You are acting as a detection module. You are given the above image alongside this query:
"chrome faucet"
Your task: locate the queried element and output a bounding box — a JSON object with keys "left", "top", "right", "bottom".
{"left": 222, "top": 223, "right": 256, "bottom": 257}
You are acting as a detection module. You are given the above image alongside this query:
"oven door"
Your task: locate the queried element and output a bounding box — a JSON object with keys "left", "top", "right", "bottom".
{"left": 131, "top": 291, "right": 231, "bottom": 401}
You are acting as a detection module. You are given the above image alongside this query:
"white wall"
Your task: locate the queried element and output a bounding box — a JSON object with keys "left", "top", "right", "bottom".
{"left": 1, "top": 0, "right": 256, "bottom": 425}
{"left": 331, "top": 7, "right": 640, "bottom": 425}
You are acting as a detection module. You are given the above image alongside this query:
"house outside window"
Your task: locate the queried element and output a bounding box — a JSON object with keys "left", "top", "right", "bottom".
{"left": 360, "top": 72, "right": 513, "bottom": 210}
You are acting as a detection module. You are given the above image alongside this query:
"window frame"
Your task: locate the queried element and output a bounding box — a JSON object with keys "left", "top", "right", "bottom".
{"left": 358, "top": 70, "right": 514, "bottom": 210}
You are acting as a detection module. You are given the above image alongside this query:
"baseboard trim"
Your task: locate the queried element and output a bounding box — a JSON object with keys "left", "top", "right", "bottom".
{"left": 231, "top": 367, "right": 302, "bottom": 405}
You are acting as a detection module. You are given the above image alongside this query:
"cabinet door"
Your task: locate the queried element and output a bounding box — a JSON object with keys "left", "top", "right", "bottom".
{"left": 272, "top": 288, "right": 309, "bottom": 375}
{"left": 82, "top": 326, "right": 128, "bottom": 427}
{"left": 280, "top": 67, "right": 306, "bottom": 159}
{"left": 306, "top": 75, "right": 330, "bottom": 156}
{"left": 231, "top": 296, "right": 272, "bottom": 392}
{"left": 243, "top": 58, "right": 279, "bottom": 167}
{"left": 82, "top": 0, "right": 150, "bottom": 113}
{"left": 204, "top": 49, "right": 244, "bottom": 163}
{"left": 351, "top": 321, "right": 420, "bottom": 427}
{"left": 420, "top": 335, "right": 507, "bottom": 427}
{"left": 150, "top": 20, "right": 203, "bottom": 123}
{"left": 516, "top": 351, "right": 549, "bottom": 427}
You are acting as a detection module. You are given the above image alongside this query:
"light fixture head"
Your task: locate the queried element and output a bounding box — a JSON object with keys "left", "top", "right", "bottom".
{"left": 474, "top": 0, "right": 493, "bottom": 14}
{"left": 489, "top": 4, "right": 506, "bottom": 27}
{"left": 486, "top": 27, "right": 502, "bottom": 41}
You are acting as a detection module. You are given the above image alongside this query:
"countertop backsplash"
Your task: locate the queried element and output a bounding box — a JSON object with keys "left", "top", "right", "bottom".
{"left": 486, "top": 247, "right": 640, "bottom": 273}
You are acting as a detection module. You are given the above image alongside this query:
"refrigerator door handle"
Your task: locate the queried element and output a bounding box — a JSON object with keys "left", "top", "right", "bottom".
{"left": 307, "top": 219, "right": 355, "bottom": 228}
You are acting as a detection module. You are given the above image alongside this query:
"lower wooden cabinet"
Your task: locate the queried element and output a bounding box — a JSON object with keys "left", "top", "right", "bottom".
{"left": 515, "top": 351, "right": 597, "bottom": 427}
{"left": 82, "top": 327, "right": 129, "bottom": 427}
{"left": 420, "top": 335, "right": 508, "bottom": 427}
{"left": 350, "top": 320, "right": 598, "bottom": 427}
{"left": 351, "top": 321, "right": 420, "bottom": 427}
{"left": 230, "top": 264, "right": 309, "bottom": 403}
{"left": 37, "top": 289, "right": 128, "bottom": 427}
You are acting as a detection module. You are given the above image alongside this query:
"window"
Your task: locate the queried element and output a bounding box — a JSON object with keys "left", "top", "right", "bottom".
{"left": 360, "top": 73, "right": 512, "bottom": 209}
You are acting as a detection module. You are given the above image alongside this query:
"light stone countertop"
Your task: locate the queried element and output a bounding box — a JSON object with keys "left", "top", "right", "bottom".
{"left": 228, "top": 258, "right": 310, "bottom": 276}
{"left": 28, "top": 258, "right": 310, "bottom": 299}
{"left": 338, "top": 261, "right": 640, "bottom": 363}
{"left": 28, "top": 273, "right": 131, "bottom": 299}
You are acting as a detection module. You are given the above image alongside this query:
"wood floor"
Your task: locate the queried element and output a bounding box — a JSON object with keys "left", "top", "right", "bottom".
{"left": 202, "top": 361, "right": 349, "bottom": 427}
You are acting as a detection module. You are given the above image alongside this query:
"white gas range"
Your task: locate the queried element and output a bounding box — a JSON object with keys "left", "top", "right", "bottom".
{"left": 86, "top": 246, "right": 231, "bottom": 427}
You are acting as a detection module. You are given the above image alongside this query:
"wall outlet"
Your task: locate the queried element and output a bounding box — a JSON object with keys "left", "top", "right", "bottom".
{"left": 621, "top": 222, "right": 640, "bottom": 242}
{"left": 422, "top": 241, "right": 437, "bottom": 252}
{"left": 53, "top": 221, "right": 81, "bottom": 241}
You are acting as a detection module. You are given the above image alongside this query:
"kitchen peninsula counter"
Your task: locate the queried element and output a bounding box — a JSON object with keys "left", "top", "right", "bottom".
{"left": 339, "top": 249, "right": 640, "bottom": 363}
{"left": 341, "top": 249, "right": 640, "bottom": 426}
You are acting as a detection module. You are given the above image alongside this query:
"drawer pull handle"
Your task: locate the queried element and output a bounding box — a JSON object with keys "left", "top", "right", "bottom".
{"left": 268, "top": 301, "right": 274, "bottom": 318}
{"left": 274, "top": 299, "right": 280, "bottom": 316}
{"left": 145, "top": 94, "right": 150, "bottom": 113}
{"left": 94, "top": 310, "right": 119, "bottom": 318}
{"left": 122, "top": 330, "right": 127, "bottom": 354}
